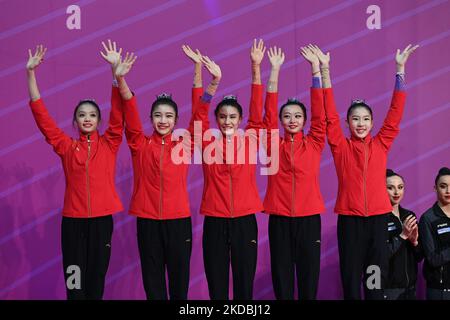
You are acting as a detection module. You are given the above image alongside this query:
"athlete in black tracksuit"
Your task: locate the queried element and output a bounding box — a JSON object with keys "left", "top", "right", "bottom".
{"left": 419, "top": 202, "right": 450, "bottom": 300}
{"left": 419, "top": 167, "right": 450, "bottom": 300}
{"left": 385, "top": 207, "right": 423, "bottom": 299}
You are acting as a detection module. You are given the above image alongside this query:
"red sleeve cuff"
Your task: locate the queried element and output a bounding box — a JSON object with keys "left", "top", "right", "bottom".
{"left": 192, "top": 87, "right": 204, "bottom": 94}
{"left": 29, "top": 98, "right": 44, "bottom": 108}
{"left": 252, "top": 83, "right": 264, "bottom": 91}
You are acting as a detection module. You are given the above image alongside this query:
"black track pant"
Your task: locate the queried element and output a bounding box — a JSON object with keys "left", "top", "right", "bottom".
{"left": 337, "top": 214, "right": 389, "bottom": 300}
{"left": 384, "top": 287, "right": 416, "bottom": 300}
{"left": 269, "top": 214, "right": 321, "bottom": 300}
{"left": 203, "top": 214, "right": 258, "bottom": 300}
{"left": 137, "top": 217, "right": 192, "bottom": 300}
{"left": 61, "top": 215, "right": 113, "bottom": 300}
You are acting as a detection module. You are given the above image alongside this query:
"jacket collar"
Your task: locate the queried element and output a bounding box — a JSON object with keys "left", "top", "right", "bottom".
{"left": 215, "top": 132, "right": 240, "bottom": 143}
{"left": 151, "top": 131, "right": 171, "bottom": 144}
{"left": 350, "top": 132, "right": 373, "bottom": 143}
{"left": 283, "top": 130, "right": 304, "bottom": 143}
{"left": 79, "top": 130, "right": 99, "bottom": 142}
{"left": 433, "top": 202, "right": 450, "bottom": 219}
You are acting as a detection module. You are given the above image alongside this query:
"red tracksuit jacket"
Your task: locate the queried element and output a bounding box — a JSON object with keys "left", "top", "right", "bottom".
{"left": 323, "top": 87, "right": 406, "bottom": 216}
{"left": 29, "top": 87, "right": 124, "bottom": 218}
{"left": 263, "top": 88, "right": 326, "bottom": 217}
{"left": 122, "top": 87, "right": 205, "bottom": 220}
{"left": 197, "top": 84, "right": 264, "bottom": 218}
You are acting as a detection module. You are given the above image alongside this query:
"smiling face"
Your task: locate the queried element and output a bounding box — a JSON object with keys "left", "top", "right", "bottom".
{"left": 386, "top": 175, "right": 405, "bottom": 206}
{"left": 346, "top": 106, "right": 374, "bottom": 139}
{"left": 280, "top": 104, "right": 305, "bottom": 134}
{"left": 151, "top": 104, "right": 177, "bottom": 136}
{"left": 435, "top": 175, "right": 450, "bottom": 206}
{"left": 75, "top": 103, "right": 99, "bottom": 134}
{"left": 216, "top": 105, "right": 242, "bottom": 136}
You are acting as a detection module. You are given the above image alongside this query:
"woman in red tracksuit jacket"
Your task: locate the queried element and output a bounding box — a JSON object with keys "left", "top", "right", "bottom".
{"left": 262, "top": 45, "right": 326, "bottom": 300}
{"left": 197, "top": 39, "right": 265, "bottom": 300}
{"left": 115, "top": 46, "right": 221, "bottom": 300}
{"left": 311, "top": 44, "right": 419, "bottom": 299}
{"left": 26, "top": 41, "right": 124, "bottom": 300}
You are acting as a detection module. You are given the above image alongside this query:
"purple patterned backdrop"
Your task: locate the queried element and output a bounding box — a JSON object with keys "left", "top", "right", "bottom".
{"left": 0, "top": 0, "right": 449, "bottom": 300}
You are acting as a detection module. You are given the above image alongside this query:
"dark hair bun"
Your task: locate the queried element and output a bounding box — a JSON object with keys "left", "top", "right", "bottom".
{"left": 287, "top": 97, "right": 300, "bottom": 104}
{"left": 386, "top": 169, "right": 396, "bottom": 177}
{"left": 435, "top": 167, "right": 450, "bottom": 185}
{"left": 222, "top": 94, "right": 238, "bottom": 102}
{"left": 386, "top": 168, "right": 405, "bottom": 181}
{"left": 156, "top": 93, "right": 173, "bottom": 101}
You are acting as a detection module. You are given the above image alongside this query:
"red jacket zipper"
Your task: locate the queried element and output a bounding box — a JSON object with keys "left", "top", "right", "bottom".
{"left": 86, "top": 134, "right": 92, "bottom": 217}
{"left": 363, "top": 139, "right": 368, "bottom": 216}
{"left": 159, "top": 137, "right": 165, "bottom": 220}
{"left": 227, "top": 137, "right": 234, "bottom": 218}
{"left": 229, "top": 164, "right": 234, "bottom": 218}
{"left": 290, "top": 135, "right": 295, "bottom": 216}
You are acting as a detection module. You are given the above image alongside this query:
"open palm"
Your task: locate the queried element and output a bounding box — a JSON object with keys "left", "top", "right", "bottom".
{"left": 27, "top": 45, "right": 47, "bottom": 70}
{"left": 115, "top": 52, "right": 137, "bottom": 78}
{"left": 182, "top": 45, "right": 202, "bottom": 64}
{"left": 268, "top": 46, "right": 285, "bottom": 69}
{"left": 300, "top": 46, "right": 319, "bottom": 66}
{"left": 100, "top": 39, "right": 122, "bottom": 66}
{"left": 396, "top": 44, "right": 419, "bottom": 66}
{"left": 202, "top": 55, "right": 221, "bottom": 79}
{"left": 250, "top": 38, "right": 266, "bottom": 65}
{"left": 308, "top": 44, "right": 330, "bottom": 66}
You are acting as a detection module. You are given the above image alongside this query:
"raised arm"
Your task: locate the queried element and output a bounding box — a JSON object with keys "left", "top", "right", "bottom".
{"left": 263, "top": 45, "right": 285, "bottom": 130}
{"left": 310, "top": 45, "right": 345, "bottom": 153}
{"left": 396, "top": 44, "right": 419, "bottom": 74}
{"left": 377, "top": 44, "right": 418, "bottom": 151}
{"left": 264, "top": 46, "right": 285, "bottom": 131}
{"left": 301, "top": 45, "right": 325, "bottom": 149}
{"left": 182, "top": 45, "right": 203, "bottom": 88}
{"left": 261, "top": 46, "right": 285, "bottom": 157}
{"left": 100, "top": 39, "right": 122, "bottom": 86}
{"left": 188, "top": 55, "right": 221, "bottom": 137}
{"left": 247, "top": 39, "right": 266, "bottom": 131}
{"left": 27, "top": 45, "right": 71, "bottom": 156}
{"left": 201, "top": 55, "right": 221, "bottom": 101}
{"left": 311, "top": 45, "right": 331, "bottom": 89}
{"left": 250, "top": 38, "right": 265, "bottom": 85}
{"left": 114, "top": 51, "right": 144, "bottom": 154}
{"left": 182, "top": 45, "right": 203, "bottom": 115}
{"left": 266, "top": 46, "right": 285, "bottom": 93}
{"left": 115, "top": 51, "right": 137, "bottom": 101}
{"left": 301, "top": 45, "right": 322, "bottom": 87}
{"left": 100, "top": 40, "right": 125, "bottom": 153}
{"left": 27, "top": 45, "right": 47, "bottom": 101}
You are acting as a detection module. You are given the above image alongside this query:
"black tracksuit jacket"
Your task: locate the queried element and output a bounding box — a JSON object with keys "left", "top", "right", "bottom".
{"left": 419, "top": 202, "right": 450, "bottom": 289}
{"left": 386, "top": 207, "right": 423, "bottom": 289}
